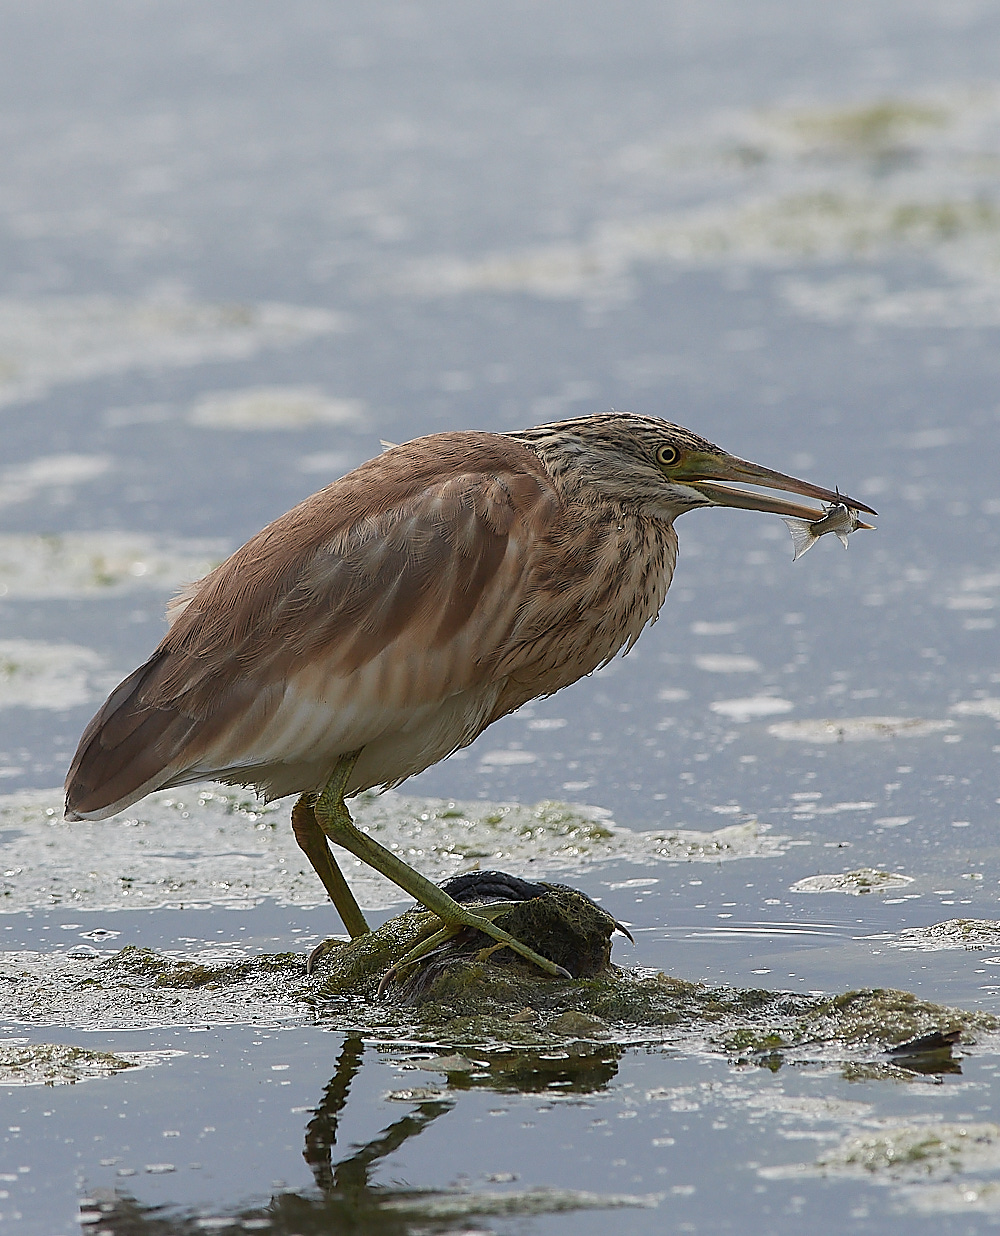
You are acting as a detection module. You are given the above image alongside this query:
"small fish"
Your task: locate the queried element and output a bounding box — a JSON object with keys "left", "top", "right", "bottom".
{"left": 782, "top": 501, "right": 873, "bottom": 561}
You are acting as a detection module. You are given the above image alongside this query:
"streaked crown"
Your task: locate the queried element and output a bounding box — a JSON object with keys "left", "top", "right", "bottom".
{"left": 511, "top": 411, "right": 726, "bottom": 513}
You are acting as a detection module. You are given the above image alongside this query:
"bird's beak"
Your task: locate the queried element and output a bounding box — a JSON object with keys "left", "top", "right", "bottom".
{"left": 679, "top": 452, "right": 878, "bottom": 522}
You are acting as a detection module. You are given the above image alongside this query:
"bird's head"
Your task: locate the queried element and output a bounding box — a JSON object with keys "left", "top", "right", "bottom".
{"left": 516, "top": 412, "right": 877, "bottom": 525}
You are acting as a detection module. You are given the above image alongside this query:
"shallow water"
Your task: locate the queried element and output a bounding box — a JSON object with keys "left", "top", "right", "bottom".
{"left": 4, "top": 2, "right": 1000, "bottom": 1232}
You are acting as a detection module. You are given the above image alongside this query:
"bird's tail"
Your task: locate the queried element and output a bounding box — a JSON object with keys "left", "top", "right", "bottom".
{"left": 64, "top": 650, "right": 199, "bottom": 820}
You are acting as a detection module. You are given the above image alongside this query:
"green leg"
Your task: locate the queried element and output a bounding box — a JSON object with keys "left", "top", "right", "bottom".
{"left": 291, "top": 792, "right": 370, "bottom": 939}
{"left": 314, "top": 753, "right": 571, "bottom": 982}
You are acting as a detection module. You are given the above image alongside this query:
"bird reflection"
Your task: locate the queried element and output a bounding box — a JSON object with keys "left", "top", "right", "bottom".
{"left": 300, "top": 1035, "right": 453, "bottom": 1200}
{"left": 84, "top": 1034, "right": 625, "bottom": 1235}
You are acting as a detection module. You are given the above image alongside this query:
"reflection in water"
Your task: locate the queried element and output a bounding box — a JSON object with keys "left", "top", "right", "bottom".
{"left": 301, "top": 1036, "right": 453, "bottom": 1204}
{"left": 444, "top": 1041, "right": 623, "bottom": 1095}
{"left": 83, "top": 1036, "right": 638, "bottom": 1235}
{"left": 302, "top": 1033, "right": 366, "bottom": 1193}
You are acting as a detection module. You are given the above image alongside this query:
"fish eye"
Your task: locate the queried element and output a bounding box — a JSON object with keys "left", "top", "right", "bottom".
{"left": 656, "top": 444, "right": 680, "bottom": 466}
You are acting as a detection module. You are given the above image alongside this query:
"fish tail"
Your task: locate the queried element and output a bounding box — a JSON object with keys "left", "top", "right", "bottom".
{"left": 781, "top": 517, "right": 818, "bottom": 561}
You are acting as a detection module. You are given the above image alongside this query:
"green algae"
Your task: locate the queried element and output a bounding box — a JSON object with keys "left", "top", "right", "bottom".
{"left": 307, "top": 897, "right": 995, "bottom": 1066}
{"left": 814, "top": 1122, "right": 1000, "bottom": 1182}
{"left": 769, "top": 717, "right": 953, "bottom": 744}
{"left": 0, "top": 786, "right": 788, "bottom": 916}
{"left": 315, "top": 885, "right": 624, "bottom": 1018}
{"left": 0, "top": 294, "right": 344, "bottom": 410}
{"left": 99, "top": 944, "right": 172, "bottom": 979}
{"left": 764, "top": 987, "right": 983, "bottom": 1051}
{"left": 892, "top": 918, "right": 1000, "bottom": 951}
{"left": 7, "top": 931, "right": 991, "bottom": 1076}
{"left": 0, "top": 531, "right": 226, "bottom": 599}
{"left": 790, "top": 867, "right": 914, "bottom": 895}
{"left": 779, "top": 100, "right": 949, "bottom": 157}
{"left": 98, "top": 945, "right": 304, "bottom": 990}
{"left": 4, "top": 893, "right": 996, "bottom": 1076}
{"left": 310, "top": 908, "right": 436, "bottom": 995}
{"left": 0, "top": 1041, "right": 163, "bottom": 1086}
{"left": 760, "top": 1119, "right": 1000, "bottom": 1215}
{"left": 19, "top": 895, "right": 1000, "bottom": 1086}
{"left": 0, "top": 944, "right": 310, "bottom": 1028}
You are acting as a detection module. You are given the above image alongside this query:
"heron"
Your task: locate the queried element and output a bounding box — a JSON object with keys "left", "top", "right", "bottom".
{"left": 65, "top": 412, "right": 875, "bottom": 980}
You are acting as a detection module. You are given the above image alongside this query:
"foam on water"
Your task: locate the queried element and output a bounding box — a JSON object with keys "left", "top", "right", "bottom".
{"left": 0, "top": 1041, "right": 180, "bottom": 1087}
{"left": 768, "top": 716, "right": 955, "bottom": 742}
{"left": 0, "top": 532, "right": 226, "bottom": 599}
{"left": 790, "top": 869, "right": 915, "bottom": 895}
{"left": 951, "top": 698, "right": 1000, "bottom": 721}
{"left": 0, "top": 640, "right": 117, "bottom": 710}
{"left": 186, "top": 386, "right": 366, "bottom": 431}
{"left": 0, "top": 296, "right": 345, "bottom": 408}
{"left": 0, "top": 786, "right": 789, "bottom": 915}
{"left": 710, "top": 696, "right": 794, "bottom": 722}
{"left": 694, "top": 654, "right": 762, "bottom": 674}
{"left": 0, "top": 455, "right": 111, "bottom": 509}
{"left": 399, "top": 88, "right": 1000, "bottom": 326}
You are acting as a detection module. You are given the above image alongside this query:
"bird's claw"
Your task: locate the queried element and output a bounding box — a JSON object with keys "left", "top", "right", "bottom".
{"left": 373, "top": 904, "right": 572, "bottom": 997}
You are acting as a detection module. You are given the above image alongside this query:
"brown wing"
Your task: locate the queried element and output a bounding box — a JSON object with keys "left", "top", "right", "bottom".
{"left": 65, "top": 432, "right": 563, "bottom": 819}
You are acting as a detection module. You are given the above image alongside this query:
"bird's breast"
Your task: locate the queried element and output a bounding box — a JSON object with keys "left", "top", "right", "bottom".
{"left": 492, "top": 511, "right": 678, "bottom": 708}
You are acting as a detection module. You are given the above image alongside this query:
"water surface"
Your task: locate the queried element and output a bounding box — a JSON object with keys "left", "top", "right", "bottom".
{"left": 3, "top": 3, "right": 1000, "bottom": 1232}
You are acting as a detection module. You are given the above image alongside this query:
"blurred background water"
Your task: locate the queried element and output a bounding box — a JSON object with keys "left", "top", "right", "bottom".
{"left": 3, "top": 2, "right": 1000, "bottom": 1232}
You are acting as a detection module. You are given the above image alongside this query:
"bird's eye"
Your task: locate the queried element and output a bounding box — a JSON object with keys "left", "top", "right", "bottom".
{"left": 656, "top": 444, "right": 680, "bottom": 467}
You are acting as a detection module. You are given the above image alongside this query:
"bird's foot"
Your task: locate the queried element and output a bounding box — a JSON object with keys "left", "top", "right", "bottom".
{"left": 375, "top": 925, "right": 456, "bottom": 998}
{"left": 375, "top": 899, "right": 572, "bottom": 998}
{"left": 444, "top": 904, "right": 573, "bottom": 980}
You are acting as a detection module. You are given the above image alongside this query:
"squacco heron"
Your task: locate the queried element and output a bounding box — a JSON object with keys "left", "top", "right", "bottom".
{"left": 65, "top": 413, "right": 875, "bottom": 980}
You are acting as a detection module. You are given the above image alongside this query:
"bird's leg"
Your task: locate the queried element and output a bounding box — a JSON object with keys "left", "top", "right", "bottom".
{"left": 314, "top": 753, "right": 571, "bottom": 982}
{"left": 291, "top": 792, "right": 370, "bottom": 938}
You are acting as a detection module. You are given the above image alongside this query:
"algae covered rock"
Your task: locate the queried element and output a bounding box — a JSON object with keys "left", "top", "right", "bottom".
{"left": 313, "top": 875, "right": 623, "bottom": 1008}
{"left": 307, "top": 873, "right": 996, "bottom": 1066}
{"left": 5, "top": 869, "right": 996, "bottom": 1075}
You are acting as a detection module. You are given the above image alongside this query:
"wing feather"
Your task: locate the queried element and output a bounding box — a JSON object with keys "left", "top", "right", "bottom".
{"left": 65, "top": 433, "right": 560, "bottom": 818}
